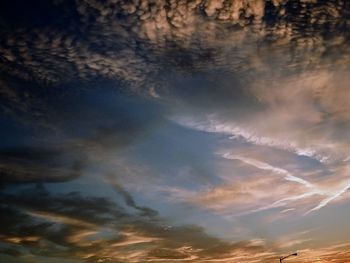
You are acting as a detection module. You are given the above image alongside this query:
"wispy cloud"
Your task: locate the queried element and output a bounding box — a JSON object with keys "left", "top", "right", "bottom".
{"left": 306, "top": 180, "right": 350, "bottom": 214}
{"left": 172, "top": 115, "right": 330, "bottom": 163}
{"left": 0, "top": 188, "right": 277, "bottom": 263}
{"left": 221, "top": 153, "right": 315, "bottom": 189}
{"left": 222, "top": 154, "right": 350, "bottom": 215}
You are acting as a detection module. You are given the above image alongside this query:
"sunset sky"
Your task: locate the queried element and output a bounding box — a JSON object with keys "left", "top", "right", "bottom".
{"left": 1, "top": 0, "right": 350, "bottom": 262}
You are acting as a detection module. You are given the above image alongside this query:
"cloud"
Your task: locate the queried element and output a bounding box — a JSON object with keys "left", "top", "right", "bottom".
{"left": 171, "top": 114, "right": 330, "bottom": 163}
{"left": 221, "top": 153, "right": 315, "bottom": 189}
{"left": 1, "top": 184, "right": 350, "bottom": 262}
{"left": 159, "top": 151, "right": 350, "bottom": 218}
{"left": 0, "top": 0, "right": 348, "bottom": 100}
{"left": 0, "top": 186, "right": 276, "bottom": 262}
{"left": 306, "top": 180, "right": 350, "bottom": 214}
{"left": 1, "top": 1, "right": 350, "bottom": 262}
{"left": 295, "top": 242, "right": 350, "bottom": 263}
{"left": 167, "top": 69, "right": 350, "bottom": 216}
{"left": 0, "top": 146, "right": 83, "bottom": 185}
{"left": 0, "top": 83, "right": 165, "bottom": 187}
{"left": 105, "top": 173, "right": 158, "bottom": 218}
{"left": 188, "top": 174, "right": 305, "bottom": 217}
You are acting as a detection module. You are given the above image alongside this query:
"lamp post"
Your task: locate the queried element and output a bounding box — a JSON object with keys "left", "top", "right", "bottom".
{"left": 280, "top": 252, "right": 297, "bottom": 262}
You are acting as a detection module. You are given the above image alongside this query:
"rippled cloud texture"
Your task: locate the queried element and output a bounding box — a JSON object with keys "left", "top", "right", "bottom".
{"left": 1, "top": 0, "right": 350, "bottom": 262}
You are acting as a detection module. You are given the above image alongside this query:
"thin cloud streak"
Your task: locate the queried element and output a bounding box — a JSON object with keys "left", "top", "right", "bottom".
{"left": 222, "top": 153, "right": 350, "bottom": 215}
{"left": 306, "top": 180, "right": 350, "bottom": 214}
{"left": 172, "top": 115, "right": 330, "bottom": 163}
{"left": 221, "top": 153, "right": 350, "bottom": 215}
{"left": 220, "top": 153, "right": 324, "bottom": 215}
{"left": 221, "top": 153, "right": 315, "bottom": 189}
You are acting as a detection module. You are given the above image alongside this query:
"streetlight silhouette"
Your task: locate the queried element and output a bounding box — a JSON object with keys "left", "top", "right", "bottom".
{"left": 280, "top": 252, "right": 297, "bottom": 262}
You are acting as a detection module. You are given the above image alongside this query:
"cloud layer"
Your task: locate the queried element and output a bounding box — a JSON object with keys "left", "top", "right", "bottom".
{"left": 1, "top": 0, "right": 350, "bottom": 262}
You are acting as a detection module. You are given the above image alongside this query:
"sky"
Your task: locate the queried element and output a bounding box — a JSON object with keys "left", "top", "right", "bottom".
{"left": 0, "top": 0, "right": 350, "bottom": 262}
